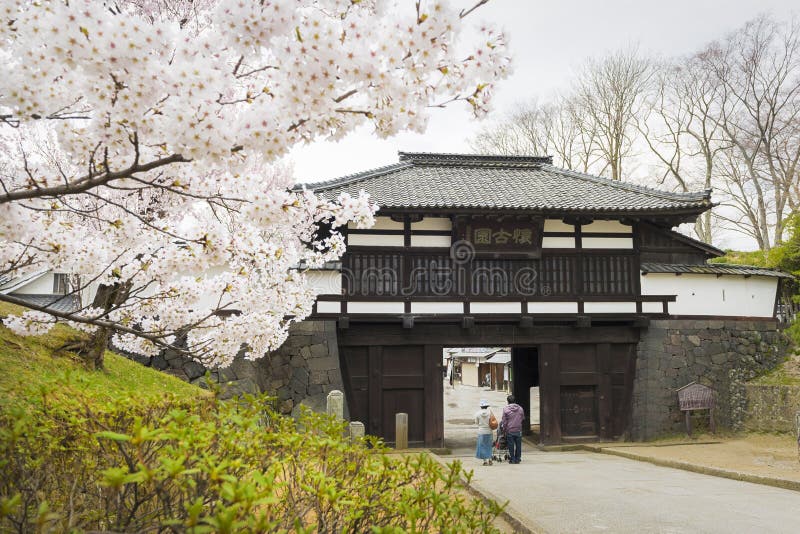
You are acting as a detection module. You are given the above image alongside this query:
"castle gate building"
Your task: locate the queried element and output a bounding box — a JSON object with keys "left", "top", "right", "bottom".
{"left": 290, "top": 153, "right": 790, "bottom": 446}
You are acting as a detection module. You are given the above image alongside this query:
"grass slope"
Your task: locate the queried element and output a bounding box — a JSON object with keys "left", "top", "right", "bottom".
{"left": 0, "top": 301, "right": 205, "bottom": 412}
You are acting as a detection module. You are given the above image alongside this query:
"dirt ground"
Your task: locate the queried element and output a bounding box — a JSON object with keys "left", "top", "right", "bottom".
{"left": 602, "top": 433, "right": 800, "bottom": 484}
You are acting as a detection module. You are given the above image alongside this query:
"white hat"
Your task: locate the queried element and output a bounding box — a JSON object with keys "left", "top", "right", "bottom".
{"left": 479, "top": 399, "right": 489, "bottom": 407}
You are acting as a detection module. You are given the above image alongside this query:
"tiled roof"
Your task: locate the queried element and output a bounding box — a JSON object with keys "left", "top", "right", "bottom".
{"left": 9, "top": 294, "right": 82, "bottom": 313}
{"left": 304, "top": 152, "right": 712, "bottom": 214}
{"left": 641, "top": 263, "right": 793, "bottom": 279}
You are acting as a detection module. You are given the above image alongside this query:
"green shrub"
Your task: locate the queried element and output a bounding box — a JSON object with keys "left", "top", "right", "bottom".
{"left": 0, "top": 391, "right": 503, "bottom": 533}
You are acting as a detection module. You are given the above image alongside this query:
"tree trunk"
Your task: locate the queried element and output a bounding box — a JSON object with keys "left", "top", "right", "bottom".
{"left": 84, "top": 326, "right": 110, "bottom": 370}
{"left": 78, "top": 282, "right": 130, "bottom": 370}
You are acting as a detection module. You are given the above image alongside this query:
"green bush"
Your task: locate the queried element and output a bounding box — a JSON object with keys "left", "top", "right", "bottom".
{"left": 0, "top": 391, "right": 503, "bottom": 533}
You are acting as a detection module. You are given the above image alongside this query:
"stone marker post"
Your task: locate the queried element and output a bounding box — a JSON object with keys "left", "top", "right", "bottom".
{"left": 395, "top": 412, "right": 408, "bottom": 450}
{"left": 327, "top": 390, "right": 344, "bottom": 421}
{"left": 349, "top": 421, "right": 365, "bottom": 442}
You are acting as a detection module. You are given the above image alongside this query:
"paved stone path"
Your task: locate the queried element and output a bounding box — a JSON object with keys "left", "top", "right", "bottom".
{"left": 440, "top": 382, "right": 800, "bottom": 533}
{"left": 449, "top": 448, "right": 800, "bottom": 533}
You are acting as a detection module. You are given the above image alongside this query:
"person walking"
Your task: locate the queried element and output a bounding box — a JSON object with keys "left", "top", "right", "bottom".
{"left": 501, "top": 395, "right": 524, "bottom": 464}
{"left": 474, "top": 399, "right": 494, "bottom": 466}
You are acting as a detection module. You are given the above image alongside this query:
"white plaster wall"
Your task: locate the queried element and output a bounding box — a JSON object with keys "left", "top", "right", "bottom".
{"left": 348, "top": 233, "right": 404, "bottom": 246}
{"left": 316, "top": 301, "right": 341, "bottom": 314}
{"left": 641, "top": 301, "right": 664, "bottom": 314}
{"left": 411, "top": 217, "right": 452, "bottom": 231}
{"left": 347, "top": 301, "right": 405, "bottom": 314}
{"left": 584, "top": 301, "right": 637, "bottom": 313}
{"left": 349, "top": 216, "right": 403, "bottom": 230}
{"left": 542, "top": 236, "right": 576, "bottom": 248}
{"left": 12, "top": 273, "right": 55, "bottom": 294}
{"left": 461, "top": 362, "right": 479, "bottom": 387}
{"left": 640, "top": 273, "right": 778, "bottom": 317}
{"left": 410, "top": 235, "right": 451, "bottom": 247}
{"left": 527, "top": 301, "right": 579, "bottom": 313}
{"left": 581, "top": 220, "right": 632, "bottom": 233}
{"left": 470, "top": 301, "right": 522, "bottom": 314}
{"left": 544, "top": 219, "right": 575, "bottom": 232}
{"left": 307, "top": 271, "right": 342, "bottom": 295}
{"left": 581, "top": 236, "right": 634, "bottom": 249}
{"left": 410, "top": 301, "right": 463, "bottom": 313}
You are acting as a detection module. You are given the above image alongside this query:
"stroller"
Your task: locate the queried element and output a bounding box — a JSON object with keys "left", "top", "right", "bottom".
{"left": 492, "top": 427, "right": 510, "bottom": 463}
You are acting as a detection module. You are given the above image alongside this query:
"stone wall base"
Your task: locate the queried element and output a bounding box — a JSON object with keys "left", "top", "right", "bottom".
{"left": 631, "top": 319, "right": 788, "bottom": 440}
{"left": 120, "top": 320, "right": 343, "bottom": 417}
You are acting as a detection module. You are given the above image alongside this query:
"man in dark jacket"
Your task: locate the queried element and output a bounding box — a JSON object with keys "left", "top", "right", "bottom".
{"left": 500, "top": 395, "right": 525, "bottom": 464}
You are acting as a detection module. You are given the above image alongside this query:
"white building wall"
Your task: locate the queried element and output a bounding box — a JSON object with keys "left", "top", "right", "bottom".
{"left": 12, "top": 273, "right": 55, "bottom": 294}
{"left": 307, "top": 270, "right": 342, "bottom": 295}
{"left": 461, "top": 362, "right": 479, "bottom": 387}
{"left": 640, "top": 273, "right": 778, "bottom": 317}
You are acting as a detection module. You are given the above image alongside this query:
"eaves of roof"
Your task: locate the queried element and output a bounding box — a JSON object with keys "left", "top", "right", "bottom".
{"left": 641, "top": 262, "right": 793, "bottom": 279}
{"left": 0, "top": 269, "right": 49, "bottom": 294}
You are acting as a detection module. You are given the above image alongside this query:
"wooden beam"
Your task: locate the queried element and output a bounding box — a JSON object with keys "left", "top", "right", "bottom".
{"left": 338, "top": 323, "right": 640, "bottom": 346}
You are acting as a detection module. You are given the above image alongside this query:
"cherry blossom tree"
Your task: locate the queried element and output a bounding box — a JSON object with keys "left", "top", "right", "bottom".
{"left": 0, "top": 0, "right": 510, "bottom": 368}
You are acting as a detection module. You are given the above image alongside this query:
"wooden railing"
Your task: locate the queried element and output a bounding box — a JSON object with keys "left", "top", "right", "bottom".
{"left": 341, "top": 249, "right": 638, "bottom": 299}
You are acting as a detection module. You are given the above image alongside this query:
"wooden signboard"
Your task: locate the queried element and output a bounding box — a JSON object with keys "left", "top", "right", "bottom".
{"left": 454, "top": 216, "right": 544, "bottom": 259}
{"left": 677, "top": 382, "right": 716, "bottom": 436}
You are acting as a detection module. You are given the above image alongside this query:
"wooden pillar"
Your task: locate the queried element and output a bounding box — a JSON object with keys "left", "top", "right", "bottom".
{"left": 597, "top": 343, "right": 612, "bottom": 440}
{"left": 368, "top": 345, "right": 382, "bottom": 437}
{"left": 539, "top": 343, "right": 561, "bottom": 445}
{"left": 424, "top": 344, "right": 443, "bottom": 447}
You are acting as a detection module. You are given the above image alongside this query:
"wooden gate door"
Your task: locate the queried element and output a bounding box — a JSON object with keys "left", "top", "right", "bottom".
{"left": 539, "top": 342, "right": 637, "bottom": 444}
{"left": 339, "top": 344, "right": 442, "bottom": 447}
{"left": 560, "top": 385, "right": 597, "bottom": 437}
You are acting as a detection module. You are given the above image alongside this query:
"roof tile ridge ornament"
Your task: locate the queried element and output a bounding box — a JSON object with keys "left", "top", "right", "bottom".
{"left": 297, "top": 161, "right": 414, "bottom": 192}
{"left": 541, "top": 163, "right": 712, "bottom": 202}
{"left": 398, "top": 151, "right": 554, "bottom": 167}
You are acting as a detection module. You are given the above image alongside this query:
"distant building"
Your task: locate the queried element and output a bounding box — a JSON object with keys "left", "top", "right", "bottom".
{"left": 0, "top": 270, "right": 85, "bottom": 313}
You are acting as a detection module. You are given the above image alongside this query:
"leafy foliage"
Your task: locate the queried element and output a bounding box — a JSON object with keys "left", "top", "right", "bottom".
{"left": 0, "top": 393, "right": 503, "bottom": 533}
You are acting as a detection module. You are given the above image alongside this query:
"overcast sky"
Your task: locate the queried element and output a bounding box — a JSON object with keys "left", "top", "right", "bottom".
{"left": 289, "top": 0, "right": 798, "bottom": 248}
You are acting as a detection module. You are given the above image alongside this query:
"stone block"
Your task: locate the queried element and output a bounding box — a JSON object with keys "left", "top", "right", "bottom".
{"left": 279, "top": 399, "right": 294, "bottom": 414}
{"left": 308, "top": 355, "right": 340, "bottom": 372}
{"left": 327, "top": 369, "right": 343, "bottom": 383}
{"left": 284, "top": 335, "right": 312, "bottom": 348}
{"left": 291, "top": 366, "right": 309, "bottom": 386}
{"left": 310, "top": 370, "right": 329, "bottom": 385}
{"left": 670, "top": 356, "right": 685, "bottom": 369}
{"left": 151, "top": 354, "right": 168, "bottom": 370}
{"left": 220, "top": 377, "right": 259, "bottom": 400}
{"left": 687, "top": 335, "right": 701, "bottom": 347}
{"left": 309, "top": 343, "right": 329, "bottom": 359}
{"left": 183, "top": 360, "right": 206, "bottom": 380}
{"left": 269, "top": 378, "right": 286, "bottom": 392}
{"left": 711, "top": 353, "right": 728, "bottom": 365}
